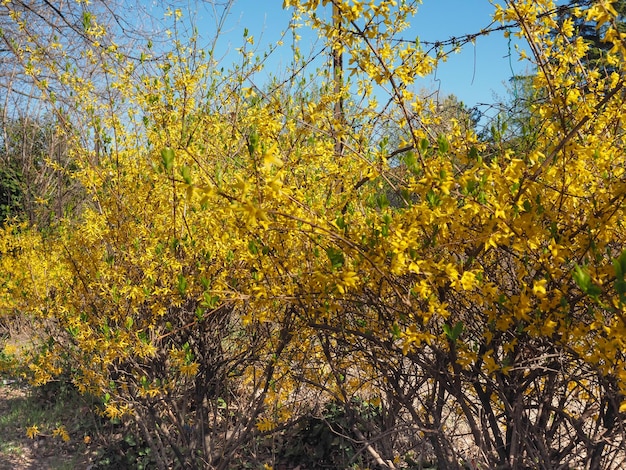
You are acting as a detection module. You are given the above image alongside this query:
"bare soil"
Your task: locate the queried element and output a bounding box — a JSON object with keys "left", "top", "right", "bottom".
{"left": 0, "top": 382, "right": 97, "bottom": 470}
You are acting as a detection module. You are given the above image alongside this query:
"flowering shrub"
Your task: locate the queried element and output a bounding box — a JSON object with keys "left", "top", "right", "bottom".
{"left": 1, "top": 1, "right": 626, "bottom": 468}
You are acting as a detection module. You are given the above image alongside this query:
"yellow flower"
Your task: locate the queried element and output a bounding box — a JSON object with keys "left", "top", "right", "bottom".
{"left": 532, "top": 279, "right": 548, "bottom": 297}
{"left": 483, "top": 350, "right": 498, "bottom": 374}
{"left": 26, "top": 425, "right": 40, "bottom": 439}
{"left": 256, "top": 417, "right": 276, "bottom": 432}
{"left": 179, "top": 362, "right": 199, "bottom": 377}
{"left": 104, "top": 403, "right": 121, "bottom": 420}
{"left": 262, "top": 143, "right": 283, "bottom": 170}
{"left": 459, "top": 271, "right": 476, "bottom": 291}
{"left": 53, "top": 425, "right": 70, "bottom": 442}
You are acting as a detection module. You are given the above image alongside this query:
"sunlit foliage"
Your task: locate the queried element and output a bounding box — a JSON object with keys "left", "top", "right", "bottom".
{"left": 1, "top": 0, "right": 626, "bottom": 468}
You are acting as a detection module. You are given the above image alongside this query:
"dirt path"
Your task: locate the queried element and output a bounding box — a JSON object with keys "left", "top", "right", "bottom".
{"left": 0, "top": 381, "right": 96, "bottom": 470}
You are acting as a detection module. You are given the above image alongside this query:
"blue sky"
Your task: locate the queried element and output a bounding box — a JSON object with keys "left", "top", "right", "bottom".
{"left": 164, "top": 1, "right": 530, "bottom": 113}
{"left": 220, "top": 1, "right": 528, "bottom": 110}
{"left": 410, "top": 0, "right": 529, "bottom": 107}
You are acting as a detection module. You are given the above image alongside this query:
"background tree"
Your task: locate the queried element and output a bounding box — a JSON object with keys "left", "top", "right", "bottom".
{"left": 0, "top": 113, "right": 82, "bottom": 225}
{"left": 557, "top": 0, "right": 626, "bottom": 73}
{"left": 0, "top": 0, "right": 184, "bottom": 226}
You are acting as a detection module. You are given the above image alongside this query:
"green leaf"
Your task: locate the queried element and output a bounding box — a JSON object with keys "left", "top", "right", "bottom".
{"left": 426, "top": 189, "right": 440, "bottom": 208}
{"left": 82, "top": 12, "right": 93, "bottom": 31}
{"left": 619, "top": 250, "right": 626, "bottom": 273}
{"left": 177, "top": 274, "right": 188, "bottom": 295}
{"left": 248, "top": 239, "right": 259, "bottom": 255}
{"left": 247, "top": 131, "right": 259, "bottom": 156}
{"left": 437, "top": 134, "right": 449, "bottom": 154}
{"left": 195, "top": 307, "right": 205, "bottom": 321}
{"left": 614, "top": 249, "right": 626, "bottom": 279}
{"left": 325, "top": 247, "right": 345, "bottom": 270}
{"left": 468, "top": 146, "right": 479, "bottom": 160}
{"left": 376, "top": 193, "right": 389, "bottom": 209}
{"left": 586, "top": 284, "right": 602, "bottom": 297}
{"left": 615, "top": 278, "right": 626, "bottom": 298}
{"left": 180, "top": 165, "right": 192, "bottom": 184}
{"left": 443, "top": 321, "right": 464, "bottom": 341}
{"left": 573, "top": 265, "right": 591, "bottom": 292}
{"left": 161, "top": 147, "right": 175, "bottom": 171}
{"left": 452, "top": 321, "right": 464, "bottom": 340}
{"left": 202, "top": 292, "right": 220, "bottom": 309}
{"left": 573, "top": 265, "right": 602, "bottom": 299}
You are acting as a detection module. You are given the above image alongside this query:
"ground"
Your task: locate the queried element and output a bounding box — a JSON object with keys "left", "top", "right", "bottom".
{"left": 0, "top": 380, "right": 97, "bottom": 470}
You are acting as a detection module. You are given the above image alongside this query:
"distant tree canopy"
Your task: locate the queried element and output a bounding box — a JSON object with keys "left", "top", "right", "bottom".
{"left": 0, "top": 114, "right": 81, "bottom": 225}
{"left": 558, "top": 0, "right": 626, "bottom": 72}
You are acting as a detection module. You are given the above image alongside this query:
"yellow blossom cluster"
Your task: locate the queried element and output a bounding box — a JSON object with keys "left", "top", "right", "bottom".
{"left": 1, "top": 0, "right": 626, "bottom": 467}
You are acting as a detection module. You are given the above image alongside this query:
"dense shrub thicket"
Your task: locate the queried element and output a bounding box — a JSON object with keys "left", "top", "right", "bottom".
{"left": 2, "top": 1, "right": 626, "bottom": 468}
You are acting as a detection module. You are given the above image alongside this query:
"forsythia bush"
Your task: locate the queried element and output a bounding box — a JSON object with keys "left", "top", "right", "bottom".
{"left": 1, "top": 0, "right": 626, "bottom": 468}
